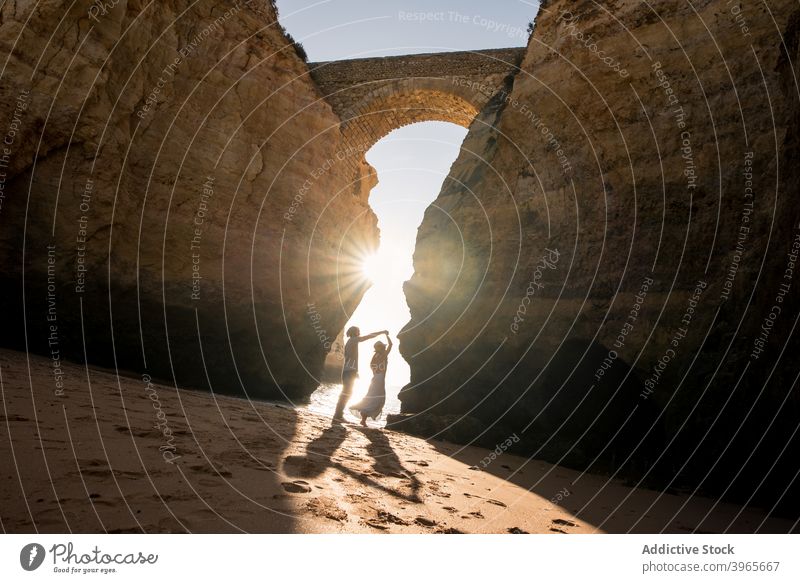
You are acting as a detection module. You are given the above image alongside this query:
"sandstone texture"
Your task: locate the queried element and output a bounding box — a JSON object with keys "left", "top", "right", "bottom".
{"left": 395, "top": 0, "right": 800, "bottom": 515}
{"left": 0, "top": 0, "right": 378, "bottom": 400}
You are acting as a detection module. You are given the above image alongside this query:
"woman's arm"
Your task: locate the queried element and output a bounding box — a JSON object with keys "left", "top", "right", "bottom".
{"left": 386, "top": 334, "right": 393, "bottom": 353}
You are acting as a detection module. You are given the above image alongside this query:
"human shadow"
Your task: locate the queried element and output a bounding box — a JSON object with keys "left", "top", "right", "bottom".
{"left": 283, "top": 420, "right": 421, "bottom": 504}
{"left": 283, "top": 422, "right": 348, "bottom": 479}
{"left": 352, "top": 425, "right": 422, "bottom": 503}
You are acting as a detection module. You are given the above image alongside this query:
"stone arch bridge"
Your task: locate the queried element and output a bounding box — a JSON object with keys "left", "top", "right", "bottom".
{"left": 309, "top": 48, "right": 527, "bottom": 154}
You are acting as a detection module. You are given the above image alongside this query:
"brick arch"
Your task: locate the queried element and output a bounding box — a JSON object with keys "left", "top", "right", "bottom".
{"left": 310, "top": 48, "right": 526, "bottom": 155}
{"left": 338, "top": 80, "right": 483, "bottom": 152}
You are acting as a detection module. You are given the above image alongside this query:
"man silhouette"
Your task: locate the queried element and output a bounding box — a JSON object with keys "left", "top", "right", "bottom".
{"left": 334, "top": 326, "right": 386, "bottom": 421}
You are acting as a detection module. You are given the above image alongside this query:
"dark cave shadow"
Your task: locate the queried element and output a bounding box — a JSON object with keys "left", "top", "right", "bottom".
{"left": 415, "top": 337, "right": 797, "bottom": 534}
{"left": 429, "top": 440, "right": 797, "bottom": 534}
{"left": 428, "top": 440, "right": 641, "bottom": 533}
{"left": 0, "top": 349, "right": 303, "bottom": 534}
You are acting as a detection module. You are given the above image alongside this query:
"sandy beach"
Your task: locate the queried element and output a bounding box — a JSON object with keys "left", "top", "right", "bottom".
{"left": 0, "top": 349, "right": 792, "bottom": 534}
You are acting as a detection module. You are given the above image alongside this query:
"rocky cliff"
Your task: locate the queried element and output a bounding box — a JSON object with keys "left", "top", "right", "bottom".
{"left": 395, "top": 0, "right": 800, "bottom": 515}
{"left": 0, "top": 0, "right": 377, "bottom": 400}
{"left": 2, "top": 0, "right": 798, "bottom": 518}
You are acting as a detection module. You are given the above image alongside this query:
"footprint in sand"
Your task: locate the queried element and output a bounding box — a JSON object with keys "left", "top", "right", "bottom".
{"left": 281, "top": 480, "right": 312, "bottom": 494}
{"left": 0, "top": 414, "right": 29, "bottom": 422}
{"left": 435, "top": 527, "right": 464, "bottom": 534}
{"left": 552, "top": 518, "right": 577, "bottom": 527}
{"left": 469, "top": 511, "right": 484, "bottom": 519}
{"left": 377, "top": 510, "right": 409, "bottom": 526}
{"left": 414, "top": 516, "right": 437, "bottom": 527}
{"left": 188, "top": 464, "right": 232, "bottom": 478}
{"left": 427, "top": 482, "right": 451, "bottom": 498}
{"left": 486, "top": 499, "right": 507, "bottom": 507}
{"left": 305, "top": 497, "right": 347, "bottom": 522}
{"left": 388, "top": 471, "right": 413, "bottom": 479}
{"left": 508, "top": 527, "right": 529, "bottom": 534}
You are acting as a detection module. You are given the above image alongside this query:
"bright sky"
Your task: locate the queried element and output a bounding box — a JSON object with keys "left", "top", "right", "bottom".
{"left": 352, "top": 122, "right": 467, "bottom": 390}
{"left": 276, "top": 0, "right": 540, "bottom": 393}
{"left": 275, "top": 0, "right": 539, "bottom": 61}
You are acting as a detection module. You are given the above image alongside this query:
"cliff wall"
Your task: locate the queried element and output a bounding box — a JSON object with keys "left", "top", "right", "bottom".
{"left": 0, "top": 0, "right": 378, "bottom": 399}
{"left": 396, "top": 0, "right": 800, "bottom": 514}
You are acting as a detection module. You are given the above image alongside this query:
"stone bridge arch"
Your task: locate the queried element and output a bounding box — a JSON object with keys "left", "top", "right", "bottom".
{"left": 309, "top": 48, "right": 526, "bottom": 154}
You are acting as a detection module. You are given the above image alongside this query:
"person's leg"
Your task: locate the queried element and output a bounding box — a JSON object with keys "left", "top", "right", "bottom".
{"left": 334, "top": 372, "right": 354, "bottom": 419}
{"left": 360, "top": 413, "right": 368, "bottom": 427}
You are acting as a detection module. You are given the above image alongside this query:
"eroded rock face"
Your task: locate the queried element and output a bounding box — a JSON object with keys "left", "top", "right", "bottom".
{"left": 396, "top": 0, "right": 800, "bottom": 513}
{"left": 0, "top": 0, "right": 377, "bottom": 400}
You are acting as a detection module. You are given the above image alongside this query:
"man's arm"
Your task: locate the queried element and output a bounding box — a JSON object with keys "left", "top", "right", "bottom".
{"left": 357, "top": 330, "right": 387, "bottom": 342}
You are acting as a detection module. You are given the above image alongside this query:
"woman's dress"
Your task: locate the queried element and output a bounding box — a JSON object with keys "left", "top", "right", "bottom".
{"left": 350, "top": 352, "right": 387, "bottom": 420}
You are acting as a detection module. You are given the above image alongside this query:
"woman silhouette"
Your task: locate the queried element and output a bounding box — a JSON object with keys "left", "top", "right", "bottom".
{"left": 350, "top": 333, "right": 392, "bottom": 426}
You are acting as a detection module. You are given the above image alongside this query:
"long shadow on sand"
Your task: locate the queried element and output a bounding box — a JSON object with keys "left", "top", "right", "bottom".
{"left": 352, "top": 425, "right": 422, "bottom": 503}
{"left": 284, "top": 422, "right": 421, "bottom": 504}
{"left": 283, "top": 422, "right": 348, "bottom": 479}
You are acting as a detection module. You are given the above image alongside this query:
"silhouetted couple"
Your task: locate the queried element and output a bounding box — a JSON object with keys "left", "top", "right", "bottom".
{"left": 334, "top": 326, "right": 392, "bottom": 426}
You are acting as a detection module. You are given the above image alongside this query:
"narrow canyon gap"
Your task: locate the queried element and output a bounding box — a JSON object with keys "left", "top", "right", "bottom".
{"left": 310, "top": 121, "right": 469, "bottom": 418}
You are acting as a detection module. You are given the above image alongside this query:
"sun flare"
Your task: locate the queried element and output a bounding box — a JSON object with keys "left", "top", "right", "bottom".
{"left": 360, "top": 253, "right": 384, "bottom": 284}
